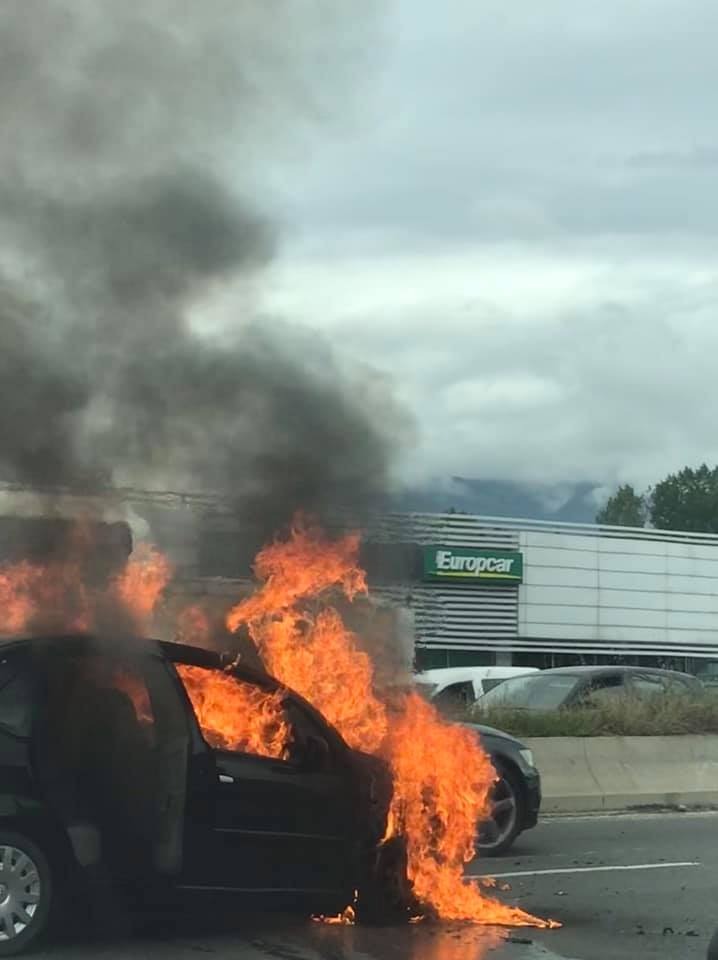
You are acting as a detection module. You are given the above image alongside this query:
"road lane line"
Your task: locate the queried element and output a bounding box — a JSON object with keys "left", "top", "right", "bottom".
{"left": 467, "top": 861, "right": 700, "bottom": 879}
{"left": 542, "top": 810, "right": 718, "bottom": 823}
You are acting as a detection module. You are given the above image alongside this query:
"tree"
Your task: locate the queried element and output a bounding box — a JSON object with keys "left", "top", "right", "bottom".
{"left": 595, "top": 484, "right": 647, "bottom": 527}
{"left": 649, "top": 463, "right": 718, "bottom": 533}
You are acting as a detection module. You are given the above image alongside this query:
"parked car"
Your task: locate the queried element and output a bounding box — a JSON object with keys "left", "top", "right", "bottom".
{"left": 0, "top": 634, "right": 410, "bottom": 955}
{"left": 695, "top": 661, "right": 718, "bottom": 690}
{"left": 466, "top": 722, "right": 541, "bottom": 856}
{"left": 475, "top": 665, "right": 704, "bottom": 712}
{"left": 411, "top": 669, "right": 542, "bottom": 855}
{"left": 414, "top": 666, "right": 539, "bottom": 711}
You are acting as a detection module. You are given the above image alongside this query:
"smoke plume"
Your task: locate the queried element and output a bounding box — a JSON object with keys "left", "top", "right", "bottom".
{"left": 0, "top": 1, "right": 408, "bottom": 540}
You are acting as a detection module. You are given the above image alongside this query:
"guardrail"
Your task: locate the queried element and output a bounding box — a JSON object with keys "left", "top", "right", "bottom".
{"left": 525, "top": 736, "right": 718, "bottom": 813}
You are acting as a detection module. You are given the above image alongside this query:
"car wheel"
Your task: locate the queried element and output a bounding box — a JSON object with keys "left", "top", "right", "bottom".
{"left": 476, "top": 763, "right": 525, "bottom": 858}
{"left": 0, "top": 832, "right": 53, "bottom": 957}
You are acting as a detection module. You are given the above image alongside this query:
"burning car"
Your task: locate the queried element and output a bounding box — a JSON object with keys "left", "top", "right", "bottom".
{"left": 0, "top": 633, "right": 410, "bottom": 955}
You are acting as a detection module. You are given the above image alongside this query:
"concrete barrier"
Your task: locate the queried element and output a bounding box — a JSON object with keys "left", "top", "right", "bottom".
{"left": 524, "top": 735, "right": 718, "bottom": 813}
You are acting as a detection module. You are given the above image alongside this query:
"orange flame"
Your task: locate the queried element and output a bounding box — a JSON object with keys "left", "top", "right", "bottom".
{"left": 0, "top": 557, "right": 91, "bottom": 634}
{"left": 312, "top": 904, "right": 357, "bottom": 925}
{"left": 0, "top": 561, "right": 48, "bottom": 634}
{"left": 0, "top": 539, "right": 170, "bottom": 637}
{"left": 223, "top": 521, "right": 555, "bottom": 928}
{"left": 227, "top": 525, "right": 387, "bottom": 755}
{"left": 0, "top": 517, "right": 555, "bottom": 929}
{"left": 111, "top": 544, "right": 172, "bottom": 630}
{"left": 177, "top": 663, "right": 291, "bottom": 759}
{"left": 384, "top": 692, "right": 544, "bottom": 925}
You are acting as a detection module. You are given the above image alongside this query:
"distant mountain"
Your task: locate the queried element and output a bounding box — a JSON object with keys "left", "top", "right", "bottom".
{"left": 387, "top": 477, "right": 601, "bottom": 524}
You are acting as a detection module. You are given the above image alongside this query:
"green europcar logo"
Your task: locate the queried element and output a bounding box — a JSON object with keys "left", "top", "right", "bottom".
{"left": 423, "top": 546, "right": 524, "bottom": 583}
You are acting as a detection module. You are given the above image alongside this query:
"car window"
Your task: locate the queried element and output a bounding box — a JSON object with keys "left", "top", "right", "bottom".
{"left": 478, "top": 674, "right": 580, "bottom": 710}
{"left": 630, "top": 673, "right": 668, "bottom": 697}
{"left": 79, "top": 656, "right": 160, "bottom": 749}
{"left": 481, "top": 678, "right": 506, "bottom": 694}
{"left": 177, "top": 664, "right": 291, "bottom": 760}
{"left": 38, "top": 653, "right": 164, "bottom": 783}
{"left": 580, "top": 675, "right": 625, "bottom": 706}
{"left": 141, "top": 656, "right": 191, "bottom": 743}
{"left": 112, "top": 665, "right": 156, "bottom": 731}
{"left": 665, "top": 676, "right": 697, "bottom": 696}
{"left": 176, "top": 664, "right": 335, "bottom": 770}
{"left": 433, "top": 680, "right": 475, "bottom": 709}
{"left": 0, "top": 653, "right": 35, "bottom": 739}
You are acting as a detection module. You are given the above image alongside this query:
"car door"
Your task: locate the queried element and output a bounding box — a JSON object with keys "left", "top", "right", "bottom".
{"left": 0, "top": 649, "right": 38, "bottom": 804}
{"left": 35, "top": 646, "right": 191, "bottom": 881}
{"left": 179, "top": 667, "right": 356, "bottom": 898}
{"left": 135, "top": 654, "right": 192, "bottom": 877}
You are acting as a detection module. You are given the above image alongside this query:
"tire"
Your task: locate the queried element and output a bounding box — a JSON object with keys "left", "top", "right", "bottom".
{"left": 0, "top": 831, "right": 54, "bottom": 957}
{"left": 476, "top": 763, "right": 525, "bottom": 858}
{"left": 355, "top": 837, "right": 415, "bottom": 924}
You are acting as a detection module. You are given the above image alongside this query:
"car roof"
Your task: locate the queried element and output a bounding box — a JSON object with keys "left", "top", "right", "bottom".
{"left": 158, "top": 639, "right": 281, "bottom": 688}
{"left": 520, "top": 665, "right": 697, "bottom": 681}
{"left": 415, "top": 666, "right": 538, "bottom": 685}
{"left": 0, "top": 633, "right": 162, "bottom": 660}
{"left": 0, "top": 634, "right": 281, "bottom": 688}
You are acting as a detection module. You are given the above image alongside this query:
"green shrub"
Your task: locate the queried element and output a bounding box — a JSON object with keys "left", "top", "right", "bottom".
{"left": 467, "top": 691, "right": 718, "bottom": 738}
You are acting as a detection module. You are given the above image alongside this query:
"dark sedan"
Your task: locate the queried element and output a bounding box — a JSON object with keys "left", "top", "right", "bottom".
{"left": 476, "top": 665, "right": 703, "bottom": 712}
{"left": 466, "top": 722, "right": 541, "bottom": 857}
{"left": 0, "top": 634, "right": 410, "bottom": 955}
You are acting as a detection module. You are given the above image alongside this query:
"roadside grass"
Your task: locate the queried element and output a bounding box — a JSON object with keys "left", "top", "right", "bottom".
{"left": 467, "top": 692, "right": 718, "bottom": 737}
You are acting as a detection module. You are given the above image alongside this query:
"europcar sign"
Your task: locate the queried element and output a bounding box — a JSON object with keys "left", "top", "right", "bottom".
{"left": 423, "top": 546, "right": 524, "bottom": 584}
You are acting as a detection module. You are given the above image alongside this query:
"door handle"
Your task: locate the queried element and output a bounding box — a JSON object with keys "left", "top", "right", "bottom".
{"left": 218, "top": 774, "right": 234, "bottom": 784}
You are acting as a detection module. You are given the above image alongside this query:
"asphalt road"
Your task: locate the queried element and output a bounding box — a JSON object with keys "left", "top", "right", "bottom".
{"left": 33, "top": 812, "right": 718, "bottom": 960}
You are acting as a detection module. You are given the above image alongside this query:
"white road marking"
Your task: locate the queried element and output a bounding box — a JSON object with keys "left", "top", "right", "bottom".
{"left": 467, "top": 860, "right": 700, "bottom": 879}
{"left": 542, "top": 810, "right": 718, "bottom": 823}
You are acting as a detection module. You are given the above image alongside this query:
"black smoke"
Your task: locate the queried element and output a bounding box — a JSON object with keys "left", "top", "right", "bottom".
{"left": 0, "top": 1, "right": 408, "bottom": 540}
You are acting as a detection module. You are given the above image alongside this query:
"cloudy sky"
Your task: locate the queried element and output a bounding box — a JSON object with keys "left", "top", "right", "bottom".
{"left": 235, "top": 0, "right": 718, "bottom": 492}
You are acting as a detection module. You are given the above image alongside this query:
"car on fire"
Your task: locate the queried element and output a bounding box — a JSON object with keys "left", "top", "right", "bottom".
{"left": 0, "top": 634, "right": 411, "bottom": 955}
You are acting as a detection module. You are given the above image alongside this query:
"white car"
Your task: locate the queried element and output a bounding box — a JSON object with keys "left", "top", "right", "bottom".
{"left": 414, "top": 666, "right": 539, "bottom": 709}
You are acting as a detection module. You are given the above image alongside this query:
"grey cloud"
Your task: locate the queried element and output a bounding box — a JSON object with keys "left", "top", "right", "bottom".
{"left": 627, "top": 148, "right": 718, "bottom": 170}
{"left": 0, "top": 0, "right": 409, "bottom": 540}
{"left": 277, "top": 0, "right": 718, "bottom": 248}
{"left": 260, "top": 0, "right": 718, "bottom": 496}
{"left": 298, "top": 258, "right": 718, "bottom": 490}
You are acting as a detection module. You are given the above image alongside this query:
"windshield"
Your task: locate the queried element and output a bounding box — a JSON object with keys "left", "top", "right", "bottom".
{"left": 478, "top": 673, "right": 580, "bottom": 710}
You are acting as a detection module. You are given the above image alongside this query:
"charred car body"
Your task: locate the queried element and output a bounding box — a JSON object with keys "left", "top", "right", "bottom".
{"left": 0, "top": 635, "right": 407, "bottom": 955}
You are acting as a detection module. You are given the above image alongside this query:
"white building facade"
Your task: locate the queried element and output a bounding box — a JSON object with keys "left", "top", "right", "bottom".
{"left": 367, "top": 513, "right": 718, "bottom": 676}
